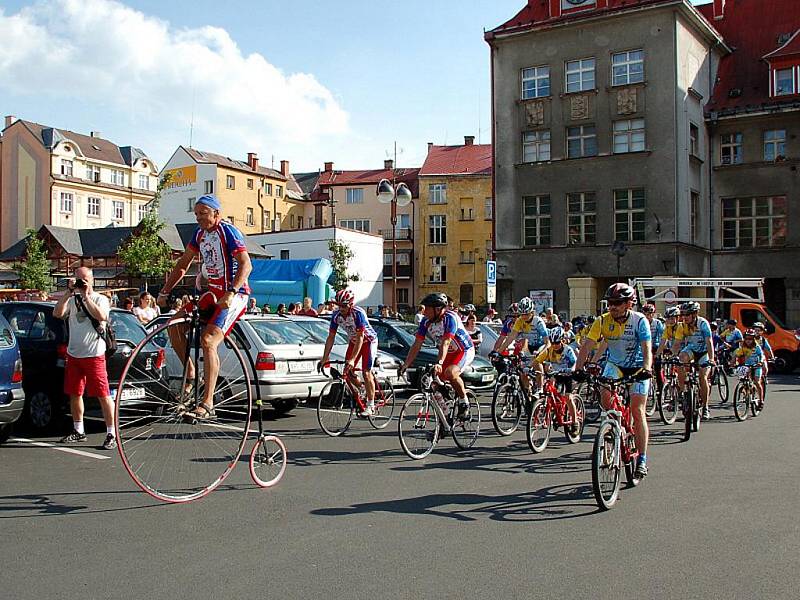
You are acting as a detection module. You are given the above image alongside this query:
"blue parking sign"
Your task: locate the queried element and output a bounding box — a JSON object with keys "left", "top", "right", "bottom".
{"left": 487, "top": 261, "right": 497, "bottom": 285}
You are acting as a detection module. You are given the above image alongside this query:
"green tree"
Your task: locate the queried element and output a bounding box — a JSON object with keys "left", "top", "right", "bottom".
{"left": 15, "top": 228, "right": 52, "bottom": 291}
{"left": 327, "top": 239, "right": 361, "bottom": 291}
{"left": 118, "top": 175, "right": 175, "bottom": 290}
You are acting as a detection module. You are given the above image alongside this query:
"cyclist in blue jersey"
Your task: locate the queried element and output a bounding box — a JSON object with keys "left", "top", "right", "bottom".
{"left": 642, "top": 303, "right": 665, "bottom": 393}
{"left": 671, "top": 301, "right": 715, "bottom": 420}
{"left": 158, "top": 194, "right": 252, "bottom": 420}
{"left": 576, "top": 283, "right": 652, "bottom": 477}
{"left": 401, "top": 293, "right": 474, "bottom": 417}
{"left": 318, "top": 289, "right": 379, "bottom": 416}
{"left": 495, "top": 297, "right": 551, "bottom": 396}
{"left": 492, "top": 302, "right": 519, "bottom": 354}
{"left": 752, "top": 322, "right": 774, "bottom": 393}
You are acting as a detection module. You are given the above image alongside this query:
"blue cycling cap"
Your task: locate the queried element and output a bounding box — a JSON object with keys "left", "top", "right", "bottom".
{"left": 195, "top": 194, "right": 221, "bottom": 211}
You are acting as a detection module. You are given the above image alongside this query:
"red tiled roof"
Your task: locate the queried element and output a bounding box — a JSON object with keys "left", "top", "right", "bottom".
{"left": 419, "top": 144, "right": 492, "bottom": 177}
{"left": 700, "top": 0, "right": 800, "bottom": 114}
{"left": 316, "top": 167, "right": 420, "bottom": 198}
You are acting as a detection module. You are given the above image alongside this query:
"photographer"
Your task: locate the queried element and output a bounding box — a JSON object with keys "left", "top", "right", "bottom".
{"left": 53, "top": 267, "right": 116, "bottom": 450}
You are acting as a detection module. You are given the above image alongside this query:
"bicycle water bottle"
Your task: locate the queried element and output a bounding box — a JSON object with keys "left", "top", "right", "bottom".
{"left": 433, "top": 390, "right": 447, "bottom": 413}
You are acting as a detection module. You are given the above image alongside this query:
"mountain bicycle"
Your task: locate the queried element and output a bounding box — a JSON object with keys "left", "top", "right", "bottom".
{"left": 658, "top": 357, "right": 680, "bottom": 425}
{"left": 490, "top": 354, "right": 531, "bottom": 436}
{"left": 710, "top": 362, "right": 729, "bottom": 404}
{"left": 114, "top": 294, "right": 287, "bottom": 503}
{"left": 397, "top": 364, "right": 480, "bottom": 459}
{"left": 525, "top": 372, "right": 585, "bottom": 453}
{"left": 317, "top": 360, "right": 396, "bottom": 436}
{"left": 576, "top": 362, "right": 603, "bottom": 423}
{"left": 662, "top": 358, "right": 704, "bottom": 441}
{"left": 732, "top": 364, "right": 762, "bottom": 421}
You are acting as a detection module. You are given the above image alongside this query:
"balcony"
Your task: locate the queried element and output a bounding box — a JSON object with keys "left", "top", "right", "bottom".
{"left": 379, "top": 227, "right": 413, "bottom": 241}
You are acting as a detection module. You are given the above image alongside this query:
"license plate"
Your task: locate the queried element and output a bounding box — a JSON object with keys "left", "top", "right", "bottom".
{"left": 119, "top": 387, "right": 146, "bottom": 401}
{"left": 481, "top": 374, "right": 494, "bottom": 382}
{"left": 289, "top": 360, "right": 314, "bottom": 373}
{"left": 382, "top": 369, "right": 398, "bottom": 378}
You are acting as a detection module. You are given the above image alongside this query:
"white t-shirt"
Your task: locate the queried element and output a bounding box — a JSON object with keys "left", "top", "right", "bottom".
{"left": 133, "top": 305, "right": 157, "bottom": 323}
{"left": 65, "top": 293, "right": 111, "bottom": 358}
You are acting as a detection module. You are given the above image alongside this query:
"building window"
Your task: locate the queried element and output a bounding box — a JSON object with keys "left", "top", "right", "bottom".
{"left": 720, "top": 133, "right": 743, "bottom": 165}
{"left": 264, "top": 211, "right": 271, "bottom": 231}
{"left": 264, "top": 182, "right": 272, "bottom": 195}
{"left": 690, "top": 123, "right": 700, "bottom": 156}
{"left": 774, "top": 67, "right": 795, "bottom": 96}
{"left": 485, "top": 197, "right": 493, "bottom": 220}
{"left": 397, "top": 288, "right": 409, "bottom": 306}
{"left": 523, "top": 130, "right": 551, "bottom": 162}
{"left": 429, "top": 183, "right": 447, "bottom": 204}
{"left": 113, "top": 200, "right": 124, "bottom": 221}
{"left": 290, "top": 214, "right": 295, "bottom": 228}
{"left": 60, "top": 159, "right": 73, "bottom": 177}
{"left": 722, "top": 196, "right": 787, "bottom": 248}
{"left": 567, "top": 192, "right": 596, "bottom": 245}
{"left": 247, "top": 207, "right": 255, "bottom": 226}
{"left": 345, "top": 188, "right": 364, "bottom": 204}
{"left": 275, "top": 213, "right": 281, "bottom": 231}
{"left": 276, "top": 185, "right": 283, "bottom": 197}
{"left": 87, "top": 196, "right": 101, "bottom": 217}
{"left": 226, "top": 175, "right": 235, "bottom": 189}
{"left": 430, "top": 256, "right": 447, "bottom": 283}
{"left": 138, "top": 174, "right": 149, "bottom": 190}
{"left": 614, "top": 189, "right": 646, "bottom": 242}
{"left": 86, "top": 164, "right": 100, "bottom": 182}
{"left": 521, "top": 65, "right": 550, "bottom": 99}
{"left": 567, "top": 125, "right": 597, "bottom": 158}
{"left": 280, "top": 250, "right": 290, "bottom": 260}
{"left": 340, "top": 219, "right": 370, "bottom": 233}
{"left": 523, "top": 195, "right": 551, "bottom": 246}
{"left": 247, "top": 178, "right": 254, "bottom": 190}
{"left": 60, "top": 192, "right": 73, "bottom": 213}
{"left": 459, "top": 240, "right": 475, "bottom": 264}
{"left": 613, "top": 119, "right": 645, "bottom": 153}
{"left": 612, "top": 49, "right": 644, "bottom": 86}
{"left": 110, "top": 169, "right": 125, "bottom": 186}
{"left": 459, "top": 199, "right": 474, "bottom": 221}
{"left": 138, "top": 203, "right": 148, "bottom": 222}
{"left": 187, "top": 197, "right": 196, "bottom": 212}
{"left": 565, "top": 58, "right": 595, "bottom": 93}
{"left": 428, "top": 215, "right": 447, "bottom": 244}
{"left": 764, "top": 130, "right": 786, "bottom": 161}
{"left": 205, "top": 180, "right": 214, "bottom": 194}
{"left": 691, "top": 191, "right": 700, "bottom": 244}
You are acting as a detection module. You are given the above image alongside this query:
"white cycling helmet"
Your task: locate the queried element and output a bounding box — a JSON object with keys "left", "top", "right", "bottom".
{"left": 518, "top": 297, "right": 535, "bottom": 314}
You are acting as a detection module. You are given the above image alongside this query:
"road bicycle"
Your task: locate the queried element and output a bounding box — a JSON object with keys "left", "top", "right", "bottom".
{"left": 710, "top": 362, "right": 729, "bottom": 404}
{"left": 732, "top": 364, "right": 763, "bottom": 421}
{"left": 490, "top": 354, "right": 531, "bottom": 436}
{"left": 397, "top": 364, "right": 480, "bottom": 459}
{"left": 589, "top": 372, "right": 649, "bottom": 510}
{"left": 114, "top": 294, "right": 287, "bottom": 503}
{"left": 316, "top": 360, "right": 396, "bottom": 436}
{"left": 525, "top": 372, "right": 585, "bottom": 453}
{"left": 658, "top": 357, "right": 681, "bottom": 425}
{"left": 662, "top": 358, "right": 706, "bottom": 441}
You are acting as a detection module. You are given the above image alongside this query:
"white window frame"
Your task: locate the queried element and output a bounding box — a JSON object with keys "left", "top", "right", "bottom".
{"left": 138, "top": 174, "right": 149, "bottom": 190}
{"left": 523, "top": 130, "right": 551, "bottom": 162}
{"left": 345, "top": 188, "right": 364, "bottom": 204}
{"left": 138, "top": 203, "right": 148, "bottom": 222}
{"left": 264, "top": 210, "right": 272, "bottom": 231}
{"left": 87, "top": 196, "right": 101, "bottom": 217}
{"left": 246, "top": 207, "right": 255, "bottom": 226}
{"left": 485, "top": 197, "right": 493, "bottom": 220}
{"left": 567, "top": 192, "right": 597, "bottom": 245}
{"left": 565, "top": 57, "right": 595, "bottom": 93}
{"left": 523, "top": 195, "right": 551, "bottom": 247}
{"left": 720, "top": 133, "right": 743, "bottom": 165}
{"left": 276, "top": 185, "right": 283, "bottom": 197}
{"left": 430, "top": 256, "right": 447, "bottom": 283}
{"left": 86, "top": 164, "right": 100, "bottom": 182}
{"left": 226, "top": 175, "right": 235, "bottom": 190}
{"left": 110, "top": 169, "right": 125, "bottom": 186}
{"left": 690, "top": 191, "right": 699, "bottom": 244}
{"left": 763, "top": 129, "right": 786, "bottom": 161}
{"left": 774, "top": 67, "right": 796, "bottom": 96}
{"left": 60, "top": 159, "right": 73, "bottom": 177}
{"left": 614, "top": 189, "right": 646, "bottom": 242}
{"left": 339, "top": 219, "right": 370, "bottom": 233}
{"left": 521, "top": 65, "right": 550, "bottom": 99}
{"left": 612, "top": 49, "right": 644, "bottom": 86}
{"left": 429, "top": 183, "right": 447, "bottom": 204}
{"left": 264, "top": 182, "right": 272, "bottom": 195}
{"left": 722, "top": 196, "right": 787, "bottom": 249}
{"left": 187, "top": 197, "right": 196, "bottom": 212}
{"left": 205, "top": 180, "right": 214, "bottom": 194}
{"left": 613, "top": 119, "right": 646, "bottom": 153}
{"left": 112, "top": 200, "right": 124, "bottom": 221}
{"left": 567, "top": 125, "right": 597, "bottom": 158}
{"left": 60, "top": 192, "right": 73, "bottom": 213}
{"left": 428, "top": 214, "right": 447, "bottom": 244}
{"left": 690, "top": 123, "right": 700, "bottom": 157}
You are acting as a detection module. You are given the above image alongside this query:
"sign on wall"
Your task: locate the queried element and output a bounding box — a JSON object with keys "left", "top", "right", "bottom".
{"left": 163, "top": 165, "right": 197, "bottom": 188}
{"left": 486, "top": 261, "right": 497, "bottom": 304}
{"left": 528, "top": 289, "right": 554, "bottom": 315}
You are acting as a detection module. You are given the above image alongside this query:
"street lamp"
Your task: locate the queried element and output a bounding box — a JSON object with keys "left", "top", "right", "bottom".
{"left": 377, "top": 178, "right": 412, "bottom": 313}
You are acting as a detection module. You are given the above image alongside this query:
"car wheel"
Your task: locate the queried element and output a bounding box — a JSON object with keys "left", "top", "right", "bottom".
{"left": 0, "top": 422, "right": 12, "bottom": 444}
{"left": 271, "top": 399, "right": 297, "bottom": 415}
{"left": 25, "top": 390, "right": 57, "bottom": 432}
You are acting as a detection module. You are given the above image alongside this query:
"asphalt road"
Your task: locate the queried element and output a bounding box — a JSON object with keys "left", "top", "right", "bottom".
{"left": 2, "top": 377, "right": 799, "bottom": 600}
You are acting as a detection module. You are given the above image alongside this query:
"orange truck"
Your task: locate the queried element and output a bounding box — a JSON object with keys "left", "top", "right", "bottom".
{"left": 633, "top": 278, "right": 799, "bottom": 373}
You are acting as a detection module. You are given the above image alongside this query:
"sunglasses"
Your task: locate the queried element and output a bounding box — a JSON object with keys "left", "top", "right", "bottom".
{"left": 608, "top": 299, "right": 628, "bottom": 306}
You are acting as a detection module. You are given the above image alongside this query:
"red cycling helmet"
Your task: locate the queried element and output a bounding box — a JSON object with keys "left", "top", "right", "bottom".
{"left": 335, "top": 289, "right": 355, "bottom": 306}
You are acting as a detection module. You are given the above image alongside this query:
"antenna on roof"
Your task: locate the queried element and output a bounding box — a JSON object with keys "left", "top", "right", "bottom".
{"left": 189, "top": 86, "right": 196, "bottom": 148}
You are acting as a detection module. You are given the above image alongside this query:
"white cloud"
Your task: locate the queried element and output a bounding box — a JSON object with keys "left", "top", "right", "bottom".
{"left": 0, "top": 0, "right": 350, "bottom": 168}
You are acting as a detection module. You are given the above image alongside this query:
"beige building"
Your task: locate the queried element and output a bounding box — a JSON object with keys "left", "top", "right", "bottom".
{"left": 0, "top": 116, "right": 158, "bottom": 252}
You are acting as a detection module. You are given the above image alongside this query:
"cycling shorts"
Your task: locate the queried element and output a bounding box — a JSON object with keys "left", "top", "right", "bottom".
{"left": 189, "top": 290, "right": 248, "bottom": 335}
{"left": 681, "top": 349, "right": 711, "bottom": 367}
{"left": 346, "top": 338, "right": 378, "bottom": 372}
{"left": 602, "top": 362, "right": 650, "bottom": 397}
{"left": 443, "top": 346, "right": 475, "bottom": 372}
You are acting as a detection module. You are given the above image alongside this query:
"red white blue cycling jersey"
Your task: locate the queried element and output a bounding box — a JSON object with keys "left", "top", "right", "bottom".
{"left": 329, "top": 306, "right": 377, "bottom": 342}
{"left": 188, "top": 222, "right": 250, "bottom": 295}
{"left": 416, "top": 310, "right": 474, "bottom": 354}
{"left": 500, "top": 315, "right": 516, "bottom": 336}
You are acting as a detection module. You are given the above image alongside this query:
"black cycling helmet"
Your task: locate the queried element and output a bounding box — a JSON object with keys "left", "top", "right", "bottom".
{"left": 680, "top": 301, "right": 700, "bottom": 315}
{"left": 726, "top": 319, "right": 737, "bottom": 326}
{"left": 421, "top": 293, "right": 448, "bottom": 308}
{"left": 604, "top": 283, "right": 636, "bottom": 302}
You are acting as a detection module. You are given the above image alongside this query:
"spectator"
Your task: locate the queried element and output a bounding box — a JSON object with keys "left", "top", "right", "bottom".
{"left": 122, "top": 297, "right": 134, "bottom": 312}
{"left": 366, "top": 306, "right": 374, "bottom": 317}
{"left": 465, "top": 314, "right": 483, "bottom": 346}
{"left": 300, "top": 297, "right": 318, "bottom": 316}
{"left": 262, "top": 303, "right": 271, "bottom": 314}
{"left": 483, "top": 308, "right": 501, "bottom": 324}
{"left": 53, "top": 267, "right": 116, "bottom": 450}
{"left": 246, "top": 298, "right": 261, "bottom": 315}
{"left": 414, "top": 304, "right": 425, "bottom": 325}
{"left": 149, "top": 294, "right": 162, "bottom": 317}
{"left": 276, "top": 303, "right": 287, "bottom": 316}
{"left": 166, "top": 297, "right": 183, "bottom": 315}
{"left": 379, "top": 305, "right": 391, "bottom": 318}
{"left": 38, "top": 290, "right": 49, "bottom": 301}
{"left": 287, "top": 302, "right": 297, "bottom": 314}
{"left": 133, "top": 291, "right": 157, "bottom": 324}
{"left": 325, "top": 300, "right": 336, "bottom": 313}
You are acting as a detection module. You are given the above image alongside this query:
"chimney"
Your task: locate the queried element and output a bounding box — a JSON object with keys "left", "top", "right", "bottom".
{"left": 280, "top": 160, "right": 289, "bottom": 176}
{"left": 247, "top": 152, "right": 259, "bottom": 171}
{"left": 5, "top": 115, "right": 17, "bottom": 129}
{"left": 712, "top": 0, "right": 726, "bottom": 19}
{"left": 427, "top": 142, "right": 434, "bottom": 153}
{"left": 384, "top": 159, "right": 394, "bottom": 170}
{"left": 324, "top": 161, "right": 334, "bottom": 172}
{"left": 464, "top": 135, "right": 475, "bottom": 146}
{"left": 90, "top": 131, "right": 102, "bottom": 138}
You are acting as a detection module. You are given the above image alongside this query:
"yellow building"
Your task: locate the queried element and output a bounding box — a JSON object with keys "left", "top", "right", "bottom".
{"left": 159, "top": 146, "right": 308, "bottom": 233}
{"left": 417, "top": 137, "right": 493, "bottom": 306}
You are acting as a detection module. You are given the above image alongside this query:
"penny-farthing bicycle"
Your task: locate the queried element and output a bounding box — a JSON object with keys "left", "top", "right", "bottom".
{"left": 114, "top": 294, "right": 287, "bottom": 503}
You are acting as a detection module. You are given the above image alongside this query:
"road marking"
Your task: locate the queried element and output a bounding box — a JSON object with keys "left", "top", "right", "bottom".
{"left": 10, "top": 437, "right": 111, "bottom": 460}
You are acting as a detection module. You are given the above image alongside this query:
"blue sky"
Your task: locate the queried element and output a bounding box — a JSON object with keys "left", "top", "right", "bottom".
{"left": 0, "top": 0, "right": 710, "bottom": 173}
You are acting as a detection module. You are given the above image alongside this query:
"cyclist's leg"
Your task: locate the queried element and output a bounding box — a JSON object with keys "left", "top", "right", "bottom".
{"left": 630, "top": 385, "right": 650, "bottom": 456}
{"left": 678, "top": 351, "right": 692, "bottom": 392}
{"left": 533, "top": 361, "right": 545, "bottom": 391}
{"left": 199, "top": 293, "right": 248, "bottom": 410}
{"left": 600, "top": 362, "right": 624, "bottom": 410}
{"left": 443, "top": 346, "right": 473, "bottom": 402}
{"left": 754, "top": 366, "right": 764, "bottom": 404}
{"left": 698, "top": 363, "right": 711, "bottom": 408}
{"left": 166, "top": 308, "right": 194, "bottom": 383}
{"left": 360, "top": 339, "right": 378, "bottom": 404}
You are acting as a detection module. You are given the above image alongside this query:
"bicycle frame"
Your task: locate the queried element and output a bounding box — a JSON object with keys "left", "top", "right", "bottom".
{"left": 326, "top": 361, "right": 390, "bottom": 413}
{"left": 541, "top": 376, "right": 579, "bottom": 428}
{"left": 594, "top": 377, "right": 639, "bottom": 466}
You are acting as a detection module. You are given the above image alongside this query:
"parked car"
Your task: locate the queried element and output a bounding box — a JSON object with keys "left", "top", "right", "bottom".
{"left": 0, "top": 302, "right": 167, "bottom": 433}
{"left": 369, "top": 317, "right": 497, "bottom": 391}
{"left": 475, "top": 323, "right": 501, "bottom": 358}
{"left": 145, "top": 313, "right": 330, "bottom": 414}
{"left": 288, "top": 315, "right": 406, "bottom": 388}
{"left": 0, "top": 313, "right": 24, "bottom": 444}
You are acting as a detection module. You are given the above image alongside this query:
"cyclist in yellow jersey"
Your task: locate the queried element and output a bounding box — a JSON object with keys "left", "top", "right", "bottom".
{"left": 496, "top": 297, "right": 551, "bottom": 396}
{"left": 671, "top": 301, "right": 715, "bottom": 420}
{"left": 533, "top": 327, "right": 579, "bottom": 429}
{"left": 732, "top": 329, "right": 765, "bottom": 406}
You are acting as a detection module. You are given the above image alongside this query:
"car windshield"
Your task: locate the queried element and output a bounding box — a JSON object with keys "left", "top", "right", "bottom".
{"left": 293, "top": 319, "right": 348, "bottom": 345}
{"left": 111, "top": 311, "right": 146, "bottom": 345}
{"left": 248, "top": 319, "right": 320, "bottom": 345}
{"left": 393, "top": 322, "right": 437, "bottom": 348}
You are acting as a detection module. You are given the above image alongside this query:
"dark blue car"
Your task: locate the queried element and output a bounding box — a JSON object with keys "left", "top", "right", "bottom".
{"left": 0, "top": 313, "right": 25, "bottom": 444}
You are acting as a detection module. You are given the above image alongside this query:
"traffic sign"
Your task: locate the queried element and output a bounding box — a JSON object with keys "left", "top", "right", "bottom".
{"left": 487, "top": 261, "right": 497, "bottom": 285}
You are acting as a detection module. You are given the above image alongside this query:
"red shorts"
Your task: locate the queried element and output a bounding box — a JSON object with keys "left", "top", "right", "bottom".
{"left": 64, "top": 355, "right": 111, "bottom": 398}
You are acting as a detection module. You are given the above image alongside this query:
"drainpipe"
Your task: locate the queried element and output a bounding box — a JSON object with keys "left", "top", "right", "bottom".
{"left": 673, "top": 21, "right": 681, "bottom": 276}
{"left": 257, "top": 177, "right": 265, "bottom": 233}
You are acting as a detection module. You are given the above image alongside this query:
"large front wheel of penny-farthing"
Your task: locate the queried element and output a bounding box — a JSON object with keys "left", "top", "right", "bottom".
{"left": 114, "top": 317, "right": 252, "bottom": 503}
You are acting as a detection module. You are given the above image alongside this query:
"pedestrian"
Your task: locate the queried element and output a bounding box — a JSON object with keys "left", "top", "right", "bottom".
{"left": 262, "top": 303, "right": 271, "bottom": 314}
{"left": 149, "top": 293, "right": 162, "bottom": 317}
{"left": 133, "top": 291, "right": 157, "bottom": 324}
{"left": 246, "top": 297, "right": 261, "bottom": 315}
{"left": 316, "top": 303, "right": 326, "bottom": 315}
{"left": 122, "top": 297, "right": 134, "bottom": 311}
{"left": 414, "top": 304, "right": 425, "bottom": 325}
{"left": 366, "top": 306, "right": 374, "bottom": 317}
{"left": 53, "top": 267, "right": 116, "bottom": 450}
{"left": 299, "top": 297, "right": 318, "bottom": 316}
{"left": 379, "top": 305, "right": 391, "bottom": 318}
{"left": 166, "top": 297, "right": 183, "bottom": 315}
{"left": 465, "top": 313, "right": 483, "bottom": 346}
{"left": 287, "top": 302, "right": 297, "bottom": 314}
{"left": 276, "top": 303, "right": 287, "bottom": 316}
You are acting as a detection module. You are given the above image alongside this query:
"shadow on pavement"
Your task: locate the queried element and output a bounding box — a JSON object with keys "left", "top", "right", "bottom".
{"left": 391, "top": 447, "right": 591, "bottom": 476}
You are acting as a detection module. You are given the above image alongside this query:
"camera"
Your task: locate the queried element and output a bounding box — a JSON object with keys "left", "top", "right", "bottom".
{"left": 74, "top": 278, "right": 87, "bottom": 290}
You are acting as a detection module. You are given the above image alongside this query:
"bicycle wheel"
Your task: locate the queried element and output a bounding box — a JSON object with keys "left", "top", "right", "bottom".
{"left": 624, "top": 438, "right": 642, "bottom": 487}
{"left": 398, "top": 393, "right": 439, "bottom": 459}
{"left": 367, "top": 377, "right": 396, "bottom": 429}
{"left": 733, "top": 382, "right": 749, "bottom": 421}
{"left": 691, "top": 391, "right": 701, "bottom": 432}
{"left": 645, "top": 383, "right": 657, "bottom": 417}
{"left": 491, "top": 381, "right": 523, "bottom": 436}
{"left": 526, "top": 398, "right": 551, "bottom": 453}
{"left": 564, "top": 395, "right": 585, "bottom": 444}
{"left": 682, "top": 391, "right": 692, "bottom": 441}
{"left": 115, "top": 317, "right": 252, "bottom": 503}
{"left": 716, "top": 368, "right": 729, "bottom": 404}
{"left": 750, "top": 382, "right": 762, "bottom": 417}
{"left": 592, "top": 420, "right": 622, "bottom": 510}
{"left": 581, "top": 382, "right": 603, "bottom": 423}
{"left": 659, "top": 383, "right": 679, "bottom": 425}
{"left": 451, "top": 391, "right": 480, "bottom": 450}
{"left": 317, "top": 379, "right": 354, "bottom": 436}
{"left": 249, "top": 434, "right": 287, "bottom": 488}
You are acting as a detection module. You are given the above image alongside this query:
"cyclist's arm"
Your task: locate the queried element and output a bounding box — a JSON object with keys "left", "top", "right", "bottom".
{"left": 160, "top": 247, "right": 196, "bottom": 297}
{"left": 229, "top": 250, "right": 252, "bottom": 294}
{"left": 321, "top": 330, "right": 337, "bottom": 365}
{"left": 403, "top": 337, "right": 424, "bottom": 370}
{"left": 575, "top": 337, "right": 596, "bottom": 370}
{"left": 705, "top": 335, "right": 715, "bottom": 364}
{"left": 492, "top": 333, "right": 507, "bottom": 352}
{"left": 497, "top": 330, "right": 518, "bottom": 354}
{"left": 437, "top": 337, "right": 452, "bottom": 365}
{"left": 641, "top": 338, "right": 653, "bottom": 371}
